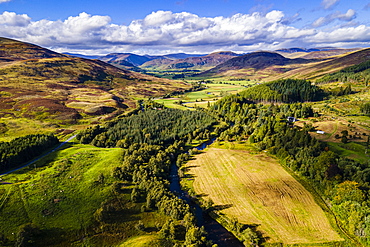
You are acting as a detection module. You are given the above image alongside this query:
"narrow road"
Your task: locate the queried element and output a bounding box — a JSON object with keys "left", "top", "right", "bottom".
{"left": 0, "top": 134, "right": 77, "bottom": 177}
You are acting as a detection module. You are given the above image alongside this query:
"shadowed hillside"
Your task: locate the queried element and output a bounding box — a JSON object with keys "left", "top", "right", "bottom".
{"left": 197, "top": 51, "right": 307, "bottom": 78}
{"left": 271, "top": 48, "right": 370, "bottom": 81}
{"left": 193, "top": 49, "right": 370, "bottom": 81}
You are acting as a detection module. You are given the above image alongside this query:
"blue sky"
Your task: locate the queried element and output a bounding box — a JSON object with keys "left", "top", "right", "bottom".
{"left": 0, "top": 0, "right": 370, "bottom": 54}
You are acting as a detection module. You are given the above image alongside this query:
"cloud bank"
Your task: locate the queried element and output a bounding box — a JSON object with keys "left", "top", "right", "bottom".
{"left": 0, "top": 10, "right": 368, "bottom": 54}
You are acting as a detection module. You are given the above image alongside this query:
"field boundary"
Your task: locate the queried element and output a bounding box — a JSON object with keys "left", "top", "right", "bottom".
{"left": 182, "top": 147, "right": 349, "bottom": 246}
{"left": 278, "top": 160, "right": 364, "bottom": 247}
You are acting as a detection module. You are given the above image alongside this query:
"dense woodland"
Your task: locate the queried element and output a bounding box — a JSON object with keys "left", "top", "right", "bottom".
{"left": 76, "top": 108, "right": 220, "bottom": 246}
{"left": 111, "top": 142, "right": 212, "bottom": 246}
{"left": 0, "top": 134, "right": 59, "bottom": 173}
{"left": 76, "top": 108, "right": 216, "bottom": 147}
{"left": 238, "top": 79, "right": 323, "bottom": 103}
{"left": 210, "top": 93, "right": 370, "bottom": 245}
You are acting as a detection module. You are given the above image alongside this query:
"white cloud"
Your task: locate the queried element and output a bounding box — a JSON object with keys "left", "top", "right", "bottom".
{"left": 321, "top": 0, "right": 340, "bottom": 10}
{"left": 312, "top": 9, "right": 356, "bottom": 27}
{"left": 0, "top": 10, "right": 369, "bottom": 55}
{"left": 0, "top": 11, "right": 31, "bottom": 26}
{"left": 0, "top": 0, "right": 12, "bottom": 3}
{"left": 309, "top": 25, "right": 370, "bottom": 44}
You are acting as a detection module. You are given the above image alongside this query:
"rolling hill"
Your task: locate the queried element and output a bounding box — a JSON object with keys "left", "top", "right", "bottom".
{"left": 276, "top": 48, "right": 361, "bottom": 59}
{"left": 0, "top": 37, "right": 64, "bottom": 62}
{"left": 0, "top": 37, "right": 190, "bottom": 136}
{"left": 271, "top": 47, "right": 370, "bottom": 81}
{"left": 197, "top": 51, "right": 308, "bottom": 78}
{"left": 196, "top": 48, "right": 370, "bottom": 81}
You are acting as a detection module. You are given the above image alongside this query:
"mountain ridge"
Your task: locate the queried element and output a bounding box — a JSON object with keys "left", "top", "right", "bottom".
{"left": 141, "top": 51, "right": 241, "bottom": 70}
{"left": 197, "top": 51, "right": 307, "bottom": 77}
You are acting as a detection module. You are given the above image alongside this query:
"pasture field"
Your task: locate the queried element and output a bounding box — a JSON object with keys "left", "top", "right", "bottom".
{"left": 151, "top": 98, "right": 190, "bottom": 110}
{"left": 183, "top": 147, "right": 344, "bottom": 245}
{"left": 118, "top": 235, "right": 167, "bottom": 247}
{"left": 0, "top": 144, "right": 167, "bottom": 246}
{"left": 153, "top": 83, "right": 247, "bottom": 109}
{"left": 0, "top": 117, "right": 58, "bottom": 142}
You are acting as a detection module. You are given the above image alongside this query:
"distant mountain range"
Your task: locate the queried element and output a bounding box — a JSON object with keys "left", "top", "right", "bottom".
{"left": 98, "top": 53, "right": 206, "bottom": 67}
{"left": 65, "top": 47, "right": 362, "bottom": 75}
{"left": 201, "top": 52, "right": 299, "bottom": 75}
{"left": 275, "top": 47, "right": 336, "bottom": 53}
{"left": 197, "top": 48, "right": 370, "bottom": 81}
{"left": 141, "top": 51, "right": 242, "bottom": 70}
{"left": 67, "top": 51, "right": 241, "bottom": 72}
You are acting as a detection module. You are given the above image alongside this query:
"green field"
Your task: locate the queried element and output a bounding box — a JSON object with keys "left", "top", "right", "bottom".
{"left": 118, "top": 235, "right": 167, "bottom": 247}
{"left": 0, "top": 144, "right": 167, "bottom": 246}
{"left": 183, "top": 147, "right": 344, "bottom": 245}
{"left": 153, "top": 82, "right": 250, "bottom": 109}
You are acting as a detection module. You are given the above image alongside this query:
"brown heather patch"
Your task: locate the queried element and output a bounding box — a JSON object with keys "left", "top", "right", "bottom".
{"left": 133, "top": 87, "right": 158, "bottom": 97}
{"left": 13, "top": 98, "right": 81, "bottom": 120}
{"left": 46, "top": 83, "right": 75, "bottom": 90}
{"left": 0, "top": 98, "right": 15, "bottom": 109}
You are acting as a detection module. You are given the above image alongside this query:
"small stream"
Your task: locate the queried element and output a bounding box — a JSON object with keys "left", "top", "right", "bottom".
{"left": 169, "top": 140, "right": 243, "bottom": 247}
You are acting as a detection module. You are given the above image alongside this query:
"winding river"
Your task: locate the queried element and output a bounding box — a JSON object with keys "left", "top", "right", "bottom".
{"left": 169, "top": 140, "right": 243, "bottom": 247}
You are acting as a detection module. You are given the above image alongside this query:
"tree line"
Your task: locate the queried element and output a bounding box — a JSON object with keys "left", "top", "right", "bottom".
{"left": 77, "top": 108, "right": 218, "bottom": 246}
{"left": 238, "top": 79, "right": 323, "bottom": 103}
{"left": 76, "top": 108, "right": 216, "bottom": 147}
{"left": 0, "top": 134, "right": 59, "bottom": 173}
{"left": 317, "top": 59, "right": 370, "bottom": 86}
{"left": 211, "top": 94, "right": 370, "bottom": 246}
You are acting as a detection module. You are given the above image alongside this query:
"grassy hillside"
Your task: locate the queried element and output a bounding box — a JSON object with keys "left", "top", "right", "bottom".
{"left": 0, "top": 144, "right": 169, "bottom": 246}
{"left": 193, "top": 48, "right": 370, "bottom": 82}
{"left": 182, "top": 147, "right": 344, "bottom": 245}
{"left": 0, "top": 37, "right": 64, "bottom": 62}
{"left": 0, "top": 37, "right": 190, "bottom": 140}
{"left": 274, "top": 48, "right": 370, "bottom": 81}
{"left": 277, "top": 48, "right": 360, "bottom": 59}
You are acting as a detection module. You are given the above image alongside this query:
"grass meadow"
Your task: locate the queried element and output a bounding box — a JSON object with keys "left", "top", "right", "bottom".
{"left": 153, "top": 82, "right": 249, "bottom": 110}
{"left": 0, "top": 144, "right": 167, "bottom": 246}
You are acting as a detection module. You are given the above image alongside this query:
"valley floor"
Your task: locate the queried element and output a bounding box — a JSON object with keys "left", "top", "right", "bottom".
{"left": 184, "top": 146, "right": 344, "bottom": 245}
